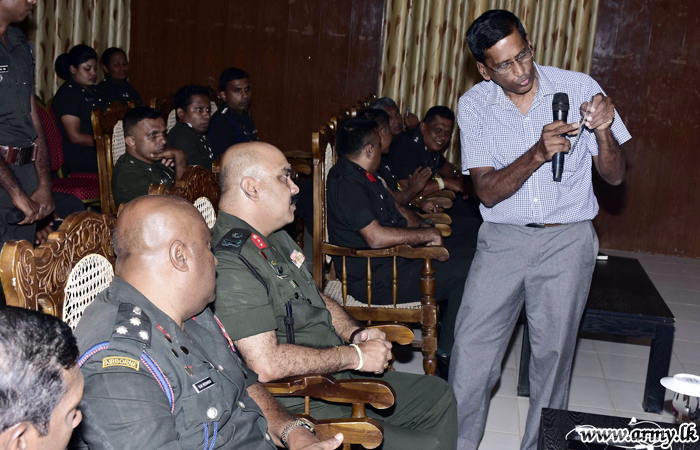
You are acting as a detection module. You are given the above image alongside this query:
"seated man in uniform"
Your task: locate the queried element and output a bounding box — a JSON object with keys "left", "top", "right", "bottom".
{"left": 0, "top": 307, "right": 83, "bottom": 450}
{"left": 369, "top": 97, "right": 419, "bottom": 138}
{"left": 357, "top": 109, "right": 437, "bottom": 213}
{"left": 326, "top": 118, "right": 471, "bottom": 375}
{"left": 111, "top": 107, "right": 187, "bottom": 206}
{"left": 212, "top": 141, "right": 458, "bottom": 450}
{"left": 166, "top": 85, "right": 215, "bottom": 170}
{"left": 389, "top": 107, "right": 482, "bottom": 254}
{"left": 73, "top": 195, "right": 343, "bottom": 450}
{"left": 208, "top": 67, "right": 258, "bottom": 158}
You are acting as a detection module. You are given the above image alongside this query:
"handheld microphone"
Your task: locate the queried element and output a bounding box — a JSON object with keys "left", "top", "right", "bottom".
{"left": 551, "top": 93, "right": 569, "bottom": 182}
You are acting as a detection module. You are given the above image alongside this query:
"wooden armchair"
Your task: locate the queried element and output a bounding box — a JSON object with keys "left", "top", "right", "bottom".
{"left": 92, "top": 101, "right": 136, "bottom": 214}
{"left": 148, "top": 165, "right": 220, "bottom": 228}
{"left": 312, "top": 122, "right": 450, "bottom": 376}
{"left": 0, "top": 211, "right": 116, "bottom": 325}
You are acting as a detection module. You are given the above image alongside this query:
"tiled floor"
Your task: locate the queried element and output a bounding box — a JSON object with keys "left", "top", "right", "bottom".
{"left": 392, "top": 248, "right": 700, "bottom": 450}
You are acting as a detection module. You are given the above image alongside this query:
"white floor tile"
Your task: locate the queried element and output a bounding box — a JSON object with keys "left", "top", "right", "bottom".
{"left": 517, "top": 397, "right": 529, "bottom": 435}
{"left": 484, "top": 396, "right": 520, "bottom": 434}
{"left": 572, "top": 349, "right": 605, "bottom": 378}
{"left": 657, "top": 286, "right": 700, "bottom": 306}
{"left": 476, "top": 431, "right": 521, "bottom": 450}
{"left": 493, "top": 367, "right": 518, "bottom": 398}
{"left": 681, "top": 265, "right": 700, "bottom": 278}
{"left": 673, "top": 340, "right": 700, "bottom": 364}
{"left": 576, "top": 338, "right": 596, "bottom": 352}
{"left": 674, "top": 320, "right": 700, "bottom": 342}
{"left": 631, "top": 412, "right": 676, "bottom": 424}
{"left": 641, "top": 260, "right": 683, "bottom": 276}
{"left": 667, "top": 303, "right": 700, "bottom": 323}
{"left": 568, "top": 376, "right": 615, "bottom": 409}
{"left": 606, "top": 379, "right": 646, "bottom": 413}
{"left": 679, "top": 362, "right": 700, "bottom": 375}
{"left": 593, "top": 338, "right": 650, "bottom": 358}
{"left": 503, "top": 338, "right": 520, "bottom": 370}
{"left": 650, "top": 273, "right": 700, "bottom": 292}
{"left": 669, "top": 353, "right": 686, "bottom": 376}
{"left": 598, "top": 353, "right": 648, "bottom": 383}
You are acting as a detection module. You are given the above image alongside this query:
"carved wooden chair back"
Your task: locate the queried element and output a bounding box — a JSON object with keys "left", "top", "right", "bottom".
{"left": 148, "top": 165, "right": 220, "bottom": 228}
{"left": 93, "top": 101, "right": 136, "bottom": 215}
{"left": 0, "top": 211, "right": 116, "bottom": 321}
{"left": 311, "top": 116, "right": 448, "bottom": 375}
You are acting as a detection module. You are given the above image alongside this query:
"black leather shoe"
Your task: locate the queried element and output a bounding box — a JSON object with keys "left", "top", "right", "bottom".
{"left": 436, "top": 354, "right": 451, "bottom": 381}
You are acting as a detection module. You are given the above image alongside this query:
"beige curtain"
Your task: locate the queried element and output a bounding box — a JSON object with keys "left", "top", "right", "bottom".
{"left": 27, "top": 0, "right": 131, "bottom": 102}
{"left": 379, "top": 0, "right": 599, "bottom": 163}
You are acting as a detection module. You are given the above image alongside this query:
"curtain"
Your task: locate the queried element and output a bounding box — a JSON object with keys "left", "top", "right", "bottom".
{"left": 28, "top": 0, "right": 131, "bottom": 102}
{"left": 379, "top": 0, "right": 599, "bottom": 163}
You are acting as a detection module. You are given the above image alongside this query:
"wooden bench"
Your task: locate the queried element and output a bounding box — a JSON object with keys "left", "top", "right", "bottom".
{"left": 517, "top": 256, "right": 675, "bottom": 414}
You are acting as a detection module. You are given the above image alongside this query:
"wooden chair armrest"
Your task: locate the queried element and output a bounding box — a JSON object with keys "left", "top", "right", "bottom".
{"left": 367, "top": 324, "right": 414, "bottom": 345}
{"left": 265, "top": 374, "right": 395, "bottom": 409}
{"left": 418, "top": 213, "right": 452, "bottom": 225}
{"left": 430, "top": 189, "right": 456, "bottom": 200}
{"left": 313, "top": 417, "right": 383, "bottom": 448}
{"left": 321, "top": 243, "right": 450, "bottom": 262}
{"left": 435, "top": 223, "right": 451, "bottom": 237}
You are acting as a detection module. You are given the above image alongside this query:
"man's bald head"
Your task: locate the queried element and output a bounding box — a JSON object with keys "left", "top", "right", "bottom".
{"left": 218, "top": 142, "right": 300, "bottom": 236}
{"left": 113, "top": 195, "right": 217, "bottom": 324}
{"left": 114, "top": 195, "right": 205, "bottom": 269}
{"left": 219, "top": 142, "right": 280, "bottom": 198}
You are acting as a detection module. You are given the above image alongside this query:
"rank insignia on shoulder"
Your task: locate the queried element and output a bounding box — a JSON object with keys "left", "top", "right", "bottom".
{"left": 103, "top": 356, "right": 140, "bottom": 371}
{"left": 365, "top": 171, "right": 377, "bottom": 182}
{"left": 290, "top": 250, "right": 305, "bottom": 269}
{"left": 251, "top": 233, "right": 267, "bottom": 250}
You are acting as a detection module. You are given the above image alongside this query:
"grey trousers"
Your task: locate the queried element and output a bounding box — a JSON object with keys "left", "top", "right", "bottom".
{"left": 448, "top": 221, "right": 598, "bottom": 450}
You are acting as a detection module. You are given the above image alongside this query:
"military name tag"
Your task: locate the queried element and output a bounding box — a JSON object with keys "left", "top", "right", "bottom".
{"left": 102, "top": 356, "right": 140, "bottom": 371}
{"left": 193, "top": 377, "right": 215, "bottom": 393}
{"left": 0, "top": 66, "right": 8, "bottom": 73}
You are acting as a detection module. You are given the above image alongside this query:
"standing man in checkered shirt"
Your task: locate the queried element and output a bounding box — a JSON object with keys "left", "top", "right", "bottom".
{"left": 449, "top": 10, "right": 630, "bottom": 450}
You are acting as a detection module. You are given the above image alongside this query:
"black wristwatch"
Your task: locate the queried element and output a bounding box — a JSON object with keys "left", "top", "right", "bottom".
{"left": 419, "top": 218, "right": 436, "bottom": 228}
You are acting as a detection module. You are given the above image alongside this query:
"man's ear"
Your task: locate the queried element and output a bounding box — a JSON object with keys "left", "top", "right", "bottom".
{"left": 102, "top": 64, "right": 109, "bottom": 74}
{"left": 176, "top": 107, "right": 185, "bottom": 121}
{"left": 420, "top": 122, "right": 427, "bottom": 135}
{"left": 240, "top": 177, "right": 260, "bottom": 201}
{"left": 0, "top": 422, "right": 29, "bottom": 450}
{"left": 218, "top": 91, "right": 227, "bottom": 104}
{"left": 169, "top": 240, "right": 188, "bottom": 272}
{"left": 125, "top": 135, "right": 136, "bottom": 150}
{"left": 476, "top": 62, "right": 490, "bottom": 81}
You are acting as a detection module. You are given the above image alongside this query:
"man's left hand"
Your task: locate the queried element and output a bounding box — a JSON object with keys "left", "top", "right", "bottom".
{"left": 30, "top": 185, "right": 55, "bottom": 220}
{"left": 351, "top": 327, "right": 386, "bottom": 344}
{"left": 581, "top": 93, "right": 615, "bottom": 131}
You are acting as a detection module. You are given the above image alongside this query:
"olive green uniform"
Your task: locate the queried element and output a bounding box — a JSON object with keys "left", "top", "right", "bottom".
{"left": 72, "top": 276, "right": 276, "bottom": 450}
{"left": 111, "top": 152, "right": 174, "bottom": 206}
{"left": 212, "top": 211, "right": 458, "bottom": 450}
{"left": 166, "top": 121, "right": 214, "bottom": 170}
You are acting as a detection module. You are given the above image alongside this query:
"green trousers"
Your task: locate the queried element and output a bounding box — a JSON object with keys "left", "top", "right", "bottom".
{"left": 280, "top": 370, "right": 457, "bottom": 450}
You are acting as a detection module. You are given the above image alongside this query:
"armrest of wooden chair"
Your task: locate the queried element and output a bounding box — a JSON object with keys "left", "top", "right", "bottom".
{"left": 411, "top": 195, "right": 453, "bottom": 210}
{"left": 367, "top": 323, "right": 414, "bottom": 345}
{"left": 312, "top": 417, "right": 383, "bottom": 449}
{"left": 322, "top": 243, "right": 449, "bottom": 263}
{"left": 418, "top": 213, "right": 451, "bottom": 225}
{"left": 265, "top": 373, "right": 395, "bottom": 410}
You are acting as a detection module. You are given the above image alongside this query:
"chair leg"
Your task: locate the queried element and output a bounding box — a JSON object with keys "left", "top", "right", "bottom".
{"left": 420, "top": 258, "right": 438, "bottom": 375}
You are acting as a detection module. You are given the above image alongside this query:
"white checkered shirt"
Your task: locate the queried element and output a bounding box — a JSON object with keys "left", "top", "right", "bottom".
{"left": 458, "top": 63, "right": 632, "bottom": 225}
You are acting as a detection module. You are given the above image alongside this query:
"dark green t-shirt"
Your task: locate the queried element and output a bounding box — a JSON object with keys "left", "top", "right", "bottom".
{"left": 111, "top": 152, "right": 174, "bottom": 206}
{"left": 212, "top": 211, "right": 344, "bottom": 349}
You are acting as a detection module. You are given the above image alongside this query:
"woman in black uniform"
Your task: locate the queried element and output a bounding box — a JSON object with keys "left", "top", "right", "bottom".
{"left": 52, "top": 45, "right": 101, "bottom": 174}
{"left": 96, "top": 47, "right": 142, "bottom": 106}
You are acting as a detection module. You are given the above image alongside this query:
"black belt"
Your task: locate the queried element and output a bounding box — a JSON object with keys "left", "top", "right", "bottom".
{"left": 0, "top": 145, "right": 37, "bottom": 166}
{"left": 525, "top": 223, "right": 564, "bottom": 228}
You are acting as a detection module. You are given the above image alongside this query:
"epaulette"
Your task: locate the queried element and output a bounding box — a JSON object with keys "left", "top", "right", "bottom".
{"left": 215, "top": 228, "right": 269, "bottom": 295}
{"left": 108, "top": 303, "right": 152, "bottom": 355}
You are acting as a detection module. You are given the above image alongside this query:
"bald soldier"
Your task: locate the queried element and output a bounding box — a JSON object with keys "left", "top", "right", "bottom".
{"left": 72, "top": 196, "right": 343, "bottom": 450}
{"left": 212, "top": 142, "right": 458, "bottom": 450}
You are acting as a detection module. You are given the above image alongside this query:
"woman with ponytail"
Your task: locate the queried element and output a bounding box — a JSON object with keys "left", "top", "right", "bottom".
{"left": 96, "top": 47, "right": 142, "bottom": 106}
{"left": 51, "top": 44, "right": 102, "bottom": 174}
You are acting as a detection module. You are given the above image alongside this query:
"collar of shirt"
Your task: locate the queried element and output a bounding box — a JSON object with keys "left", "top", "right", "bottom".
{"left": 334, "top": 156, "right": 378, "bottom": 181}
{"left": 215, "top": 210, "right": 271, "bottom": 244}
{"left": 1, "top": 27, "right": 25, "bottom": 51}
{"left": 104, "top": 276, "right": 186, "bottom": 329}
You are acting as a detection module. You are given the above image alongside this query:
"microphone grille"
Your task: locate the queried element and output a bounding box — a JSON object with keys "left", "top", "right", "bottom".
{"left": 553, "top": 92, "right": 569, "bottom": 111}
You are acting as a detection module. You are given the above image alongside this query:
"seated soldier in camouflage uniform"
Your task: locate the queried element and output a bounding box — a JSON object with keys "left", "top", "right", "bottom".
{"left": 111, "top": 107, "right": 187, "bottom": 206}
{"left": 73, "top": 196, "right": 343, "bottom": 450}
{"left": 212, "top": 142, "right": 458, "bottom": 450}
